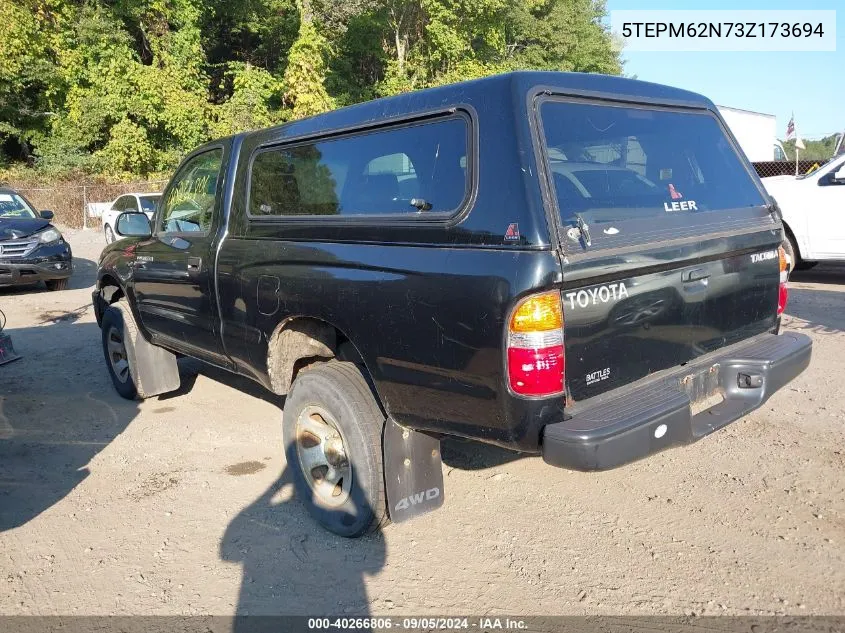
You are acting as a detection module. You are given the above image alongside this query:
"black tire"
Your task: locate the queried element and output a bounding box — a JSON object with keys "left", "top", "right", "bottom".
{"left": 283, "top": 360, "right": 387, "bottom": 538}
{"left": 100, "top": 301, "right": 139, "bottom": 400}
{"left": 45, "top": 278, "right": 69, "bottom": 291}
{"left": 104, "top": 225, "right": 115, "bottom": 244}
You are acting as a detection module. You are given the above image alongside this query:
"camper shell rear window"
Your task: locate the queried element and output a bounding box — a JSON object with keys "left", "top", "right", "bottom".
{"left": 538, "top": 99, "right": 767, "bottom": 248}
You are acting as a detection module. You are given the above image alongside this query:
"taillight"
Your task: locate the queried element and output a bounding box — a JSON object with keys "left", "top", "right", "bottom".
{"left": 777, "top": 245, "right": 789, "bottom": 316}
{"left": 507, "top": 291, "right": 565, "bottom": 397}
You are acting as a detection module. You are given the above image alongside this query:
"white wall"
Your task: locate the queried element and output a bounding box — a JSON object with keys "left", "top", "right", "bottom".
{"left": 717, "top": 106, "right": 777, "bottom": 162}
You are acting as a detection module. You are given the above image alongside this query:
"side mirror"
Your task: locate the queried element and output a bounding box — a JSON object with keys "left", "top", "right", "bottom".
{"left": 39, "top": 210, "right": 54, "bottom": 220}
{"left": 116, "top": 211, "right": 152, "bottom": 238}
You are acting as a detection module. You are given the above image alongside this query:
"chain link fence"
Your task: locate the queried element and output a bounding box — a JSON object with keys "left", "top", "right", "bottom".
{"left": 754, "top": 160, "right": 825, "bottom": 180}
{"left": 2, "top": 179, "right": 169, "bottom": 229}
{"left": 2, "top": 161, "right": 833, "bottom": 227}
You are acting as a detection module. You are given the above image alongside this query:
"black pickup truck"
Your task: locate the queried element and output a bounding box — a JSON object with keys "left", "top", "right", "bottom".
{"left": 93, "top": 71, "right": 812, "bottom": 537}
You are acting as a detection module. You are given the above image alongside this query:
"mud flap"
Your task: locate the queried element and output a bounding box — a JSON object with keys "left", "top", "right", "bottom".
{"left": 0, "top": 332, "right": 22, "bottom": 365}
{"left": 123, "top": 326, "right": 180, "bottom": 398}
{"left": 383, "top": 418, "right": 444, "bottom": 523}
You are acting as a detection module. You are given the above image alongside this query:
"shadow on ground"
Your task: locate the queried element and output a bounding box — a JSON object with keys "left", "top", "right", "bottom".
{"left": 220, "top": 465, "right": 386, "bottom": 619}
{"left": 0, "top": 320, "right": 139, "bottom": 532}
{"left": 166, "top": 358, "right": 387, "bottom": 618}
{"left": 786, "top": 263, "right": 845, "bottom": 334}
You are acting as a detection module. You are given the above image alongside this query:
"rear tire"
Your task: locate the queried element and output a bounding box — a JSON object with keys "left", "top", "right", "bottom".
{"left": 45, "top": 278, "right": 69, "bottom": 291}
{"left": 100, "top": 301, "right": 139, "bottom": 400}
{"left": 283, "top": 360, "right": 387, "bottom": 538}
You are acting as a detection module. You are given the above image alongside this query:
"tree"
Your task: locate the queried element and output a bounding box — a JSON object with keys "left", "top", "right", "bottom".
{"left": 782, "top": 135, "right": 841, "bottom": 162}
{"left": 0, "top": 0, "right": 622, "bottom": 176}
{"left": 283, "top": 1, "right": 335, "bottom": 119}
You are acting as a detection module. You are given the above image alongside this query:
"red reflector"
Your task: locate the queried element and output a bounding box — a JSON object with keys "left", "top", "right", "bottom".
{"left": 777, "top": 283, "right": 788, "bottom": 316}
{"left": 507, "top": 345, "right": 564, "bottom": 396}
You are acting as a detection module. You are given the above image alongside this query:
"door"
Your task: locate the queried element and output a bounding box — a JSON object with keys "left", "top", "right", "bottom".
{"left": 537, "top": 97, "right": 780, "bottom": 402}
{"left": 133, "top": 147, "right": 228, "bottom": 361}
{"left": 806, "top": 158, "right": 845, "bottom": 258}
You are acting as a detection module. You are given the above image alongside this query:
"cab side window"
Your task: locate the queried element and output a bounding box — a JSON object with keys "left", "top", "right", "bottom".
{"left": 248, "top": 116, "right": 468, "bottom": 218}
{"left": 159, "top": 149, "right": 224, "bottom": 234}
{"left": 124, "top": 196, "right": 139, "bottom": 212}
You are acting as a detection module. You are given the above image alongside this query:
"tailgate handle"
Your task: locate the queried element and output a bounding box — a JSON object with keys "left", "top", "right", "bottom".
{"left": 682, "top": 268, "right": 710, "bottom": 283}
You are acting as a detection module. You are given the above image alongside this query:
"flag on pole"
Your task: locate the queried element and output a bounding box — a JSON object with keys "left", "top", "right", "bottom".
{"left": 786, "top": 114, "right": 796, "bottom": 141}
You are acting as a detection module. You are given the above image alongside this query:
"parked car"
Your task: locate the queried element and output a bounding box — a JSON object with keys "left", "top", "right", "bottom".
{"left": 93, "top": 71, "right": 811, "bottom": 537}
{"left": 101, "top": 193, "right": 160, "bottom": 244}
{"left": 0, "top": 187, "right": 73, "bottom": 291}
{"left": 764, "top": 153, "right": 845, "bottom": 271}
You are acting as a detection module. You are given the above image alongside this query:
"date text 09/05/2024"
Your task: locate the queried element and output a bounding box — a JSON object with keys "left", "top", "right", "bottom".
{"left": 307, "top": 617, "right": 528, "bottom": 630}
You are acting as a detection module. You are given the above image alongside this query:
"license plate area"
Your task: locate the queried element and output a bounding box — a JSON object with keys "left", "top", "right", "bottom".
{"left": 680, "top": 363, "right": 725, "bottom": 416}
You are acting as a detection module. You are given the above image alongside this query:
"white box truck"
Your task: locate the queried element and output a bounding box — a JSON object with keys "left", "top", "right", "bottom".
{"left": 717, "top": 106, "right": 783, "bottom": 162}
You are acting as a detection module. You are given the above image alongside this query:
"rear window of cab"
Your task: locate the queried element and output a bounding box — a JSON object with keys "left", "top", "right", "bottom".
{"left": 539, "top": 100, "right": 766, "bottom": 233}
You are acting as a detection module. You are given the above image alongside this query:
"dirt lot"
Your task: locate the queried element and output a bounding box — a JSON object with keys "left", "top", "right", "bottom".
{"left": 1, "top": 228, "right": 843, "bottom": 617}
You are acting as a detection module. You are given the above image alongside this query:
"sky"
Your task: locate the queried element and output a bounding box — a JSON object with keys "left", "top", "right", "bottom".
{"left": 605, "top": 0, "right": 843, "bottom": 140}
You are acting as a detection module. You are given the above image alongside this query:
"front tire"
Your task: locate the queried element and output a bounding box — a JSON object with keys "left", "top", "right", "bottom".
{"left": 283, "top": 360, "right": 387, "bottom": 538}
{"left": 45, "top": 278, "right": 69, "bottom": 291}
{"left": 104, "top": 225, "right": 115, "bottom": 244}
{"left": 100, "top": 301, "right": 139, "bottom": 400}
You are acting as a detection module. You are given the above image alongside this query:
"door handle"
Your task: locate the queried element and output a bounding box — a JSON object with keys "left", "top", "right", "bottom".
{"left": 187, "top": 256, "right": 202, "bottom": 272}
{"left": 682, "top": 268, "right": 710, "bottom": 282}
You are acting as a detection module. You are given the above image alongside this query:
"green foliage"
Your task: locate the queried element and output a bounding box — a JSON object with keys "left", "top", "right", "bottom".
{"left": 1, "top": 0, "right": 622, "bottom": 177}
{"left": 212, "top": 63, "right": 287, "bottom": 136}
{"left": 781, "top": 135, "right": 842, "bottom": 162}
{"left": 283, "top": 18, "right": 336, "bottom": 119}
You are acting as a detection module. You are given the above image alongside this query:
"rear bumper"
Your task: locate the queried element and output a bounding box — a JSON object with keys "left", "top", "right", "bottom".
{"left": 542, "top": 332, "right": 812, "bottom": 471}
{"left": 0, "top": 243, "right": 73, "bottom": 286}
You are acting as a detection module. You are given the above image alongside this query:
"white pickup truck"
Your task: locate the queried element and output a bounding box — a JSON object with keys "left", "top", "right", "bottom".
{"left": 764, "top": 154, "right": 845, "bottom": 271}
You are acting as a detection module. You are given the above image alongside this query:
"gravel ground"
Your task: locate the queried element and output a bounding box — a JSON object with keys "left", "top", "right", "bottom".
{"left": 0, "top": 227, "right": 843, "bottom": 616}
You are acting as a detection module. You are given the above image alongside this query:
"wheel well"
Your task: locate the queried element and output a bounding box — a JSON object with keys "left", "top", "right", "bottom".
{"left": 98, "top": 275, "right": 124, "bottom": 304}
{"left": 781, "top": 221, "right": 801, "bottom": 260}
{"left": 266, "top": 317, "right": 370, "bottom": 396}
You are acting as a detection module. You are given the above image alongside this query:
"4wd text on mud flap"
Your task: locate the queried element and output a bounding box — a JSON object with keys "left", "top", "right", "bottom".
{"left": 565, "top": 282, "right": 629, "bottom": 310}
{"left": 394, "top": 487, "right": 440, "bottom": 513}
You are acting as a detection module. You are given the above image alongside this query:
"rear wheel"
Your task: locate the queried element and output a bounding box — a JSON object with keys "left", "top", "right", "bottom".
{"left": 283, "top": 360, "right": 387, "bottom": 538}
{"left": 45, "top": 278, "right": 68, "bottom": 291}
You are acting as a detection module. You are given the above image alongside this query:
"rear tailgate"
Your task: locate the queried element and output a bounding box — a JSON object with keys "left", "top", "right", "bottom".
{"left": 536, "top": 97, "right": 782, "bottom": 403}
